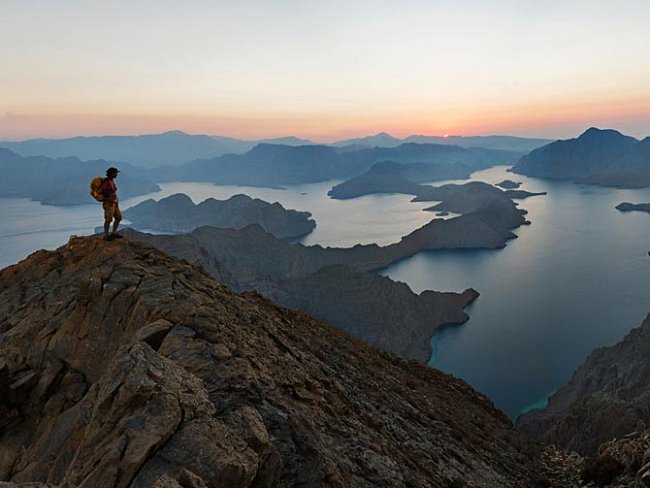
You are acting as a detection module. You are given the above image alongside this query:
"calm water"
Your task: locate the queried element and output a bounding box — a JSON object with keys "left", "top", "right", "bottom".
{"left": 384, "top": 166, "right": 650, "bottom": 418}
{"left": 0, "top": 181, "right": 437, "bottom": 269}
{"left": 2, "top": 170, "right": 649, "bottom": 420}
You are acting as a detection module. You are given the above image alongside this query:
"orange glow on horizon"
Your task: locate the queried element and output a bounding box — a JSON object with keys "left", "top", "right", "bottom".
{"left": 1, "top": 93, "right": 649, "bottom": 142}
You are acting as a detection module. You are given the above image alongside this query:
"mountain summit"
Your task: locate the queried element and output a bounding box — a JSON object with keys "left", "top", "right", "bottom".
{"left": 0, "top": 236, "right": 551, "bottom": 487}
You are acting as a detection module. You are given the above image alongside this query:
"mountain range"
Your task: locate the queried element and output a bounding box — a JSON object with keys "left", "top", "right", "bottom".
{"left": 334, "top": 132, "right": 551, "bottom": 152}
{"left": 1, "top": 130, "right": 545, "bottom": 168}
{"left": 156, "top": 142, "right": 522, "bottom": 187}
{"left": 0, "top": 148, "right": 159, "bottom": 205}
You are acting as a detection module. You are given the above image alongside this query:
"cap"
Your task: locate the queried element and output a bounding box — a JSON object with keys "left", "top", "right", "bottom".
{"left": 106, "top": 167, "right": 120, "bottom": 176}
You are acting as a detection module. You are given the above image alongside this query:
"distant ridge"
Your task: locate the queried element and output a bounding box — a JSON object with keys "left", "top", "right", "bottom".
{"left": 0, "top": 131, "right": 316, "bottom": 168}
{"left": 2, "top": 130, "right": 546, "bottom": 167}
{"left": 334, "top": 132, "right": 550, "bottom": 152}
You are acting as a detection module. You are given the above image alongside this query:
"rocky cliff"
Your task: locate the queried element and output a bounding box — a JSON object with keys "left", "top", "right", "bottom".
{"left": 124, "top": 193, "right": 316, "bottom": 239}
{"left": 0, "top": 236, "right": 551, "bottom": 487}
{"left": 517, "top": 313, "right": 650, "bottom": 455}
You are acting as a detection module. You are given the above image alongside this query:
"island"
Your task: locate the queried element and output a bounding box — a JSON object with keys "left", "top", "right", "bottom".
{"left": 615, "top": 202, "right": 650, "bottom": 213}
{"left": 124, "top": 193, "right": 316, "bottom": 239}
{"left": 496, "top": 179, "right": 522, "bottom": 189}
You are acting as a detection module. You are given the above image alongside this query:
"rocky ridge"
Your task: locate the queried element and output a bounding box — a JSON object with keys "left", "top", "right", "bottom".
{"left": 0, "top": 236, "right": 551, "bottom": 487}
{"left": 125, "top": 226, "right": 478, "bottom": 362}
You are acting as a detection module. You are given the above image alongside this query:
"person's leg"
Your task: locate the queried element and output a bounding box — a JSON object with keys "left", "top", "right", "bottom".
{"left": 103, "top": 202, "right": 115, "bottom": 239}
{"left": 111, "top": 204, "right": 122, "bottom": 235}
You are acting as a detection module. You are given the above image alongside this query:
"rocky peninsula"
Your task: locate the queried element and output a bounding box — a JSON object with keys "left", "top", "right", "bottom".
{"left": 124, "top": 193, "right": 316, "bottom": 239}
{"left": 121, "top": 181, "right": 535, "bottom": 362}
{"left": 0, "top": 236, "right": 551, "bottom": 486}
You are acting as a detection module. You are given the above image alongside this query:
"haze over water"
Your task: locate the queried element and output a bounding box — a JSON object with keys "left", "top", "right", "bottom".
{"left": 1, "top": 167, "right": 649, "bottom": 419}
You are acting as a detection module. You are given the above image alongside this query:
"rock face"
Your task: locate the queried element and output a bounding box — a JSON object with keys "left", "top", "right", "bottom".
{"left": 0, "top": 237, "right": 551, "bottom": 487}
{"left": 517, "top": 313, "right": 650, "bottom": 455}
{"left": 616, "top": 202, "right": 650, "bottom": 213}
{"left": 0, "top": 148, "right": 160, "bottom": 205}
{"left": 124, "top": 193, "right": 316, "bottom": 239}
{"left": 511, "top": 128, "right": 650, "bottom": 188}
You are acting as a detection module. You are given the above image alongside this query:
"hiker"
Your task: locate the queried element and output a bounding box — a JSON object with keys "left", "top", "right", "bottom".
{"left": 100, "top": 167, "right": 123, "bottom": 241}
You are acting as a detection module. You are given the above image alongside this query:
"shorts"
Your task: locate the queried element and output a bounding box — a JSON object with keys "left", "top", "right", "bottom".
{"left": 103, "top": 201, "right": 122, "bottom": 222}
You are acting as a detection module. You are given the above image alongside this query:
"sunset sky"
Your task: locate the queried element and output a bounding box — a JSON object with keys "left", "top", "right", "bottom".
{"left": 2, "top": 0, "right": 649, "bottom": 141}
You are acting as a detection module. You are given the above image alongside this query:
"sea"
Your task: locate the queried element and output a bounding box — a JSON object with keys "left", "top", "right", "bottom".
{"left": 2, "top": 166, "right": 649, "bottom": 419}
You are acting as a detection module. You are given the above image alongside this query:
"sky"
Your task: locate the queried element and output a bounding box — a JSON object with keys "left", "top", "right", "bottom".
{"left": 1, "top": 0, "right": 649, "bottom": 141}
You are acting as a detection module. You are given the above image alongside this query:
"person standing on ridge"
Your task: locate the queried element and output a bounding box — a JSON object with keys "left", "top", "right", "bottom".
{"left": 100, "top": 167, "right": 123, "bottom": 241}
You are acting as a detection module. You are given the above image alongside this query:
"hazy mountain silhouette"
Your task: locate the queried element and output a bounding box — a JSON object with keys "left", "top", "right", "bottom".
{"left": 334, "top": 132, "right": 550, "bottom": 152}
{"left": 0, "top": 147, "right": 159, "bottom": 205}
{"left": 511, "top": 127, "right": 650, "bottom": 187}
{"left": 0, "top": 131, "right": 316, "bottom": 168}
{"left": 157, "top": 142, "right": 521, "bottom": 187}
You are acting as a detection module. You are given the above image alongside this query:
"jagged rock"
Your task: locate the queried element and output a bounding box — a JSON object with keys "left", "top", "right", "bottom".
{"left": 0, "top": 236, "right": 553, "bottom": 486}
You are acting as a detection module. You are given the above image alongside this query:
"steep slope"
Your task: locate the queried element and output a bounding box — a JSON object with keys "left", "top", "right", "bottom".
{"left": 0, "top": 237, "right": 550, "bottom": 487}
{"left": 124, "top": 193, "right": 316, "bottom": 239}
{"left": 517, "top": 313, "right": 650, "bottom": 455}
{"left": 511, "top": 128, "right": 650, "bottom": 187}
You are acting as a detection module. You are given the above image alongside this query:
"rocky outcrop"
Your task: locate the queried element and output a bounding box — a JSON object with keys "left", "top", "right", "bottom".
{"left": 517, "top": 313, "right": 650, "bottom": 455}
{"left": 0, "top": 148, "right": 159, "bottom": 205}
{"left": 124, "top": 193, "right": 316, "bottom": 239}
{"left": 616, "top": 202, "right": 650, "bottom": 213}
{"left": 0, "top": 236, "right": 552, "bottom": 486}
{"left": 511, "top": 128, "right": 650, "bottom": 188}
